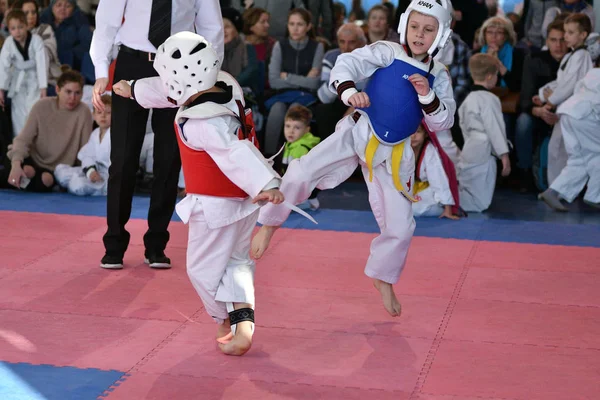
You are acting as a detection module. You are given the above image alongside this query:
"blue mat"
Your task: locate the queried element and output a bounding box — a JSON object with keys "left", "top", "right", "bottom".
{"left": 1, "top": 190, "right": 598, "bottom": 247}
{"left": 0, "top": 362, "right": 125, "bottom": 400}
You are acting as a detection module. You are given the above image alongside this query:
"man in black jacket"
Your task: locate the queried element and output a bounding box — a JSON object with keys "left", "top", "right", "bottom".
{"left": 514, "top": 20, "right": 567, "bottom": 192}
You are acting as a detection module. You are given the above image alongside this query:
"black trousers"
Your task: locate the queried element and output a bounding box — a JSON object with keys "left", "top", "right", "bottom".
{"left": 103, "top": 50, "right": 181, "bottom": 257}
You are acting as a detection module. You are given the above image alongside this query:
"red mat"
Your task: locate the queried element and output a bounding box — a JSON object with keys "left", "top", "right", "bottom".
{"left": 0, "top": 211, "right": 599, "bottom": 399}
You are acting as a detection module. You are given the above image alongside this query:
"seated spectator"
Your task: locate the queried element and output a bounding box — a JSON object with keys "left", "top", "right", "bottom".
{"left": 263, "top": 8, "right": 324, "bottom": 156}
{"left": 365, "top": 5, "right": 399, "bottom": 44}
{"left": 242, "top": 7, "right": 275, "bottom": 91}
{"left": 514, "top": 20, "right": 566, "bottom": 192}
{"left": 14, "top": 0, "right": 62, "bottom": 91}
{"left": 222, "top": 7, "right": 259, "bottom": 92}
{"left": 39, "top": 0, "right": 93, "bottom": 82}
{"left": 458, "top": 54, "right": 511, "bottom": 212}
{"left": 314, "top": 22, "right": 366, "bottom": 139}
{"left": 0, "top": 9, "right": 47, "bottom": 138}
{"left": 249, "top": 0, "right": 306, "bottom": 41}
{"left": 3, "top": 69, "right": 92, "bottom": 192}
{"left": 521, "top": 0, "right": 559, "bottom": 51}
{"left": 54, "top": 93, "right": 110, "bottom": 196}
{"left": 410, "top": 123, "right": 460, "bottom": 219}
{"left": 478, "top": 16, "right": 528, "bottom": 145}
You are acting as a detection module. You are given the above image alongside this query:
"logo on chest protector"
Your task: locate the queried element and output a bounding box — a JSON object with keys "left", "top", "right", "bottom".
{"left": 417, "top": 1, "right": 434, "bottom": 8}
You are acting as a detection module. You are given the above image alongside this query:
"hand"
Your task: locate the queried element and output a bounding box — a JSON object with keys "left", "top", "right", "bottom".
{"left": 253, "top": 188, "right": 285, "bottom": 205}
{"left": 408, "top": 74, "right": 431, "bottom": 96}
{"left": 439, "top": 205, "right": 459, "bottom": 220}
{"left": 487, "top": 46, "right": 499, "bottom": 57}
{"left": 40, "top": 88, "right": 47, "bottom": 98}
{"left": 112, "top": 80, "right": 132, "bottom": 99}
{"left": 88, "top": 170, "right": 103, "bottom": 183}
{"left": 532, "top": 95, "right": 543, "bottom": 106}
{"left": 307, "top": 68, "right": 320, "bottom": 78}
{"left": 92, "top": 77, "right": 109, "bottom": 111}
{"left": 501, "top": 153, "right": 511, "bottom": 177}
{"left": 538, "top": 106, "right": 559, "bottom": 125}
{"left": 495, "top": 59, "right": 507, "bottom": 76}
{"left": 543, "top": 87, "right": 553, "bottom": 100}
{"left": 8, "top": 164, "right": 26, "bottom": 188}
{"left": 348, "top": 92, "right": 370, "bottom": 108}
{"left": 280, "top": 72, "right": 288, "bottom": 79}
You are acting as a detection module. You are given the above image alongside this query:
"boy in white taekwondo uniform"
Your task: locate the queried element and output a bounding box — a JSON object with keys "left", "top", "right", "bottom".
{"left": 458, "top": 53, "right": 511, "bottom": 213}
{"left": 112, "top": 33, "right": 286, "bottom": 357}
{"left": 410, "top": 124, "right": 458, "bottom": 219}
{"left": 252, "top": 0, "right": 456, "bottom": 318}
{"left": 539, "top": 57, "right": 600, "bottom": 211}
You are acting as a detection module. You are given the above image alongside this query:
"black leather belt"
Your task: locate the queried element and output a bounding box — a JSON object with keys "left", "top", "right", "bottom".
{"left": 119, "top": 44, "right": 156, "bottom": 62}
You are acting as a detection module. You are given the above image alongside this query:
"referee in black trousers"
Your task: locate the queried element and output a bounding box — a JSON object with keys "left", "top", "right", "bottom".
{"left": 90, "top": 0, "right": 223, "bottom": 269}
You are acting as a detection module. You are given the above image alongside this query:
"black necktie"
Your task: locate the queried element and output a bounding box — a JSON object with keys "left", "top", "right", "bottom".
{"left": 148, "top": 0, "right": 172, "bottom": 48}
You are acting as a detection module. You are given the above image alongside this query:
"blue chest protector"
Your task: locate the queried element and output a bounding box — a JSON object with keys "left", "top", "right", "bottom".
{"left": 361, "top": 59, "right": 436, "bottom": 145}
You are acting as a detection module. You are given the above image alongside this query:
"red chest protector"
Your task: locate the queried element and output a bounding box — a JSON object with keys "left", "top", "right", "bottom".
{"left": 176, "top": 99, "right": 260, "bottom": 198}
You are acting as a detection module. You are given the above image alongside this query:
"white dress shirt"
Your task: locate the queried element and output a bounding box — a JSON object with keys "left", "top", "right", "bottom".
{"left": 90, "top": 0, "right": 224, "bottom": 79}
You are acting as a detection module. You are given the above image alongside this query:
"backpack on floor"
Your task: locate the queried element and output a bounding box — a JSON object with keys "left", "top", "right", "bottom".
{"left": 532, "top": 136, "right": 550, "bottom": 191}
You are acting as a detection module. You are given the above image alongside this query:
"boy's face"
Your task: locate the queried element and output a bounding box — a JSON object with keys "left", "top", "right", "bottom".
{"left": 546, "top": 29, "right": 567, "bottom": 61}
{"left": 94, "top": 105, "right": 111, "bottom": 130}
{"left": 284, "top": 119, "right": 309, "bottom": 143}
{"left": 8, "top": 19, "right": 27, "bottom": 43}
{"left": 406, "top": 11, "right": 439, "bottom": 57}
{"left": 563, "top": 22, "right": 587, "bottom": 49}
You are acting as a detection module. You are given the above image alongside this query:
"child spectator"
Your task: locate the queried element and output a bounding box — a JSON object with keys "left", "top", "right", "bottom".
{"left": 54, "top": 93, "right": 110, "bottom": 196}
{"left": 411, "top": 123, "right": 460, "bottom": 219}
{"left": 539, "top": 52, "right": 600, "bottom": 210}
{"left": 281, "top": 104, "right": 321, "bottom": 209}
{"left": 458, "top": 53, "right": 511, "bottom": 212}
{"left": 536, "top": 13, "right": 592, "bottom": 109}
{"left": 0, "top": 9, "right": 47, "bottom": 137}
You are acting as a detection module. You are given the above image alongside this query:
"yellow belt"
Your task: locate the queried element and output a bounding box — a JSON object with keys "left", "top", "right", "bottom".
{"left": 365, "top": 135, "right": 419, "bottom": 202}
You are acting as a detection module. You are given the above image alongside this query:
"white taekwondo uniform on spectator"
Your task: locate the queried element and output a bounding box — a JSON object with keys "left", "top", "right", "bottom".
{"left": 0, "top": 33, "right": 47, "bottom": 138}
{"left": 457, "top": 88, "right": 509, "bottom": 212}
{"left": 413, "top": 142, "right": 455, "bottom": 217}
{"left": 550, "top": 68, "right": 600, "bottom": 204}
{"left": 54, "top": 127, "right": 111, "bottom": 196}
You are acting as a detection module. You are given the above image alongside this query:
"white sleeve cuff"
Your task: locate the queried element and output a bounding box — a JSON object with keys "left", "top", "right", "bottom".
{"left": 262, "top": 178, "right": 281, "bottom": 191}
{"left": 341, "top": 88, "right": 358, "bottom": 106}
{"left": 418, "top": 89, "right": 435, "bottom": 104}
{"left": 85, "top": 167, "right": 97, "bottom": 179}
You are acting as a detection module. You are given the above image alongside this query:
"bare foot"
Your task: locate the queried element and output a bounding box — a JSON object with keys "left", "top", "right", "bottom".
{"left": 218, "top": 320, "right": 253, "bottom": 356}
{"left": 251, "top": 225, "right": 279, "bottom": 259}
{"left": 216, "top": 319, "right": 232, "bottom": 344}
{"left": 373, "top": 279, "right": 402, "bottom": 317}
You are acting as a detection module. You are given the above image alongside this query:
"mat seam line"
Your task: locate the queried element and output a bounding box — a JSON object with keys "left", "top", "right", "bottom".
{"left": 409, "top": 225, "right": 484, "bottom": 400}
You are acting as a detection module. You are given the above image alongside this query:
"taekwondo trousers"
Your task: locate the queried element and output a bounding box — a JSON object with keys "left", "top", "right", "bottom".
{"left": 103, "top": 49, "right": 181, "bottom": 257}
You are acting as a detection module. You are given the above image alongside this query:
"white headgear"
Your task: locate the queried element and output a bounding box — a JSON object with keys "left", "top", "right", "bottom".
{"left": 398, "top": 0, "right": 453, "bottom": 56}
{"left": 153, "top": 32, "right": 221, "bottom": 106}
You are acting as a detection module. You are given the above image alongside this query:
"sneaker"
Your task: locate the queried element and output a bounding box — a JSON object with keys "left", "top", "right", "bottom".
{"left": 100, "top": 254, "right": 124, "bottom": 269}
{"left": 144, "top": 251, "right": 171, "bottom": 269}
{"left": 308, "top": 198, "right": 320, "bottom": 210}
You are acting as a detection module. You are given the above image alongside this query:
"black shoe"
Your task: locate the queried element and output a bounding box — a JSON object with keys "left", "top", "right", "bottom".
{"left": 100, "top": 254, "right": 124, "bottom": 269}
{"left": 144, "top": 251, "right": 171, "bottom": 269}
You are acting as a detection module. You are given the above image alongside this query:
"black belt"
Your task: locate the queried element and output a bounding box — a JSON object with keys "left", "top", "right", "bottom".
{"left": 119, "top": 45, "right": 156, "bottom": 62}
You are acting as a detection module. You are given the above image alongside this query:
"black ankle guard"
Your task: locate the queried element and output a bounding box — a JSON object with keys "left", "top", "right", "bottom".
{"left": 228, "top": 308, "right": 254, "bottom": 325}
